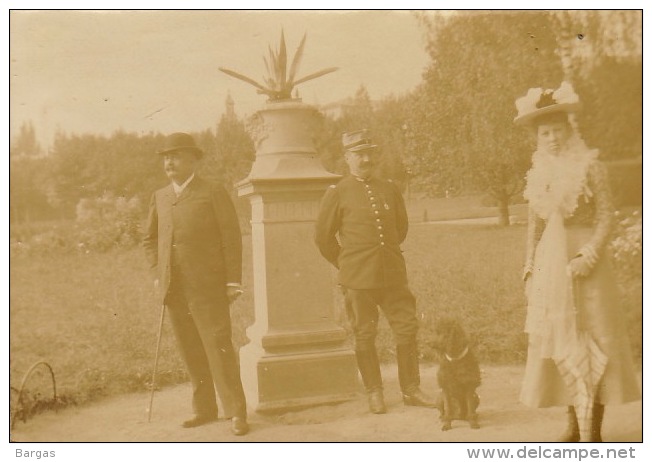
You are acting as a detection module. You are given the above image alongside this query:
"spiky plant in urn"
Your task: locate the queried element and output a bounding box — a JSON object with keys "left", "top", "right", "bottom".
{"left": 220, "top": 30, "right": 339, "bottom": 179}
{"left": 219, "top": 31, "right": 359, "bottom": 412}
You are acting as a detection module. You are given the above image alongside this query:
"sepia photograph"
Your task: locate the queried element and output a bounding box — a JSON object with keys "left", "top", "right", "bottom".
{"left": 7, "top": 6, "right": 643, "bottom": 452}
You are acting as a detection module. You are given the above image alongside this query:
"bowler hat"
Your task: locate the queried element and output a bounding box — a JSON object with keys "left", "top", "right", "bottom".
{"left": 513, "top": 81, "right": 581, "bottom": 126}
{"left": 157, "top": 132, "right": 203, "bottom": 157}
{"left": 342, "top": 129, "right": 377, "bottom": 152}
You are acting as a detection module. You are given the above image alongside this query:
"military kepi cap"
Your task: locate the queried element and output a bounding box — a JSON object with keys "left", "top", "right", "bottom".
{"left": 157, "top": 132, "right": 203, "bottom": 157}
{"left": 342, "top": 129, "right": 377, "bottom": 152}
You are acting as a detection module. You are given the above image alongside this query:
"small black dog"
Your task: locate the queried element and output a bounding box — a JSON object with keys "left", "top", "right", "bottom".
{"left": 429, "top": 317, "right": 481, "bottom": 431}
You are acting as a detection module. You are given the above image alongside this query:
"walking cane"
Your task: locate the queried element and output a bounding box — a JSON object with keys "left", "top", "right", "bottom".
{"left": 148, "top": 304, "right": 166, "bottom": 423}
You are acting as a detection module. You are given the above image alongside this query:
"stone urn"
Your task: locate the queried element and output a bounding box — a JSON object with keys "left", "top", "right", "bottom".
{"left": 244, "top": 99, "right": 334, "bottom": 179}
{"left": 236, "top": 99, "right": 359, "bottom": 412}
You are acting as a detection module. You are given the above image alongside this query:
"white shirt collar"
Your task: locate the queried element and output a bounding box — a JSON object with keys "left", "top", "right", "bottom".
{"left": 172, "top": 173, "right": 195, "bottom": 196}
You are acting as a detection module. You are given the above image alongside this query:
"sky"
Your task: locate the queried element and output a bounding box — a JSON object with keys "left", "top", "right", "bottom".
{"left": 9, "top": 10, "right": 432, "bottom": 150}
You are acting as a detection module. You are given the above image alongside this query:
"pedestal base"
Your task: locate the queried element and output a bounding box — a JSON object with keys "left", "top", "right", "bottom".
{"left": 240, "top": 342, "right": 360, "bottom": 412}
{"left": 236, "top": 100, "right": 361, "bottom": 413}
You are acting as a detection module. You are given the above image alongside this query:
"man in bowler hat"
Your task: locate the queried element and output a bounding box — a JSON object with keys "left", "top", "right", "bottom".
{"left": 315, "top": 129, "right": 436, "bottom": 414}
{"left": 143, "top": 132, "right": 249, "bottom": 435}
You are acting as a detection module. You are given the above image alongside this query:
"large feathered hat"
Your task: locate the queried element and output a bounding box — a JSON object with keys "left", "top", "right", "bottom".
{"left": 513, "top": 81, "right": 581, "bottom": 126}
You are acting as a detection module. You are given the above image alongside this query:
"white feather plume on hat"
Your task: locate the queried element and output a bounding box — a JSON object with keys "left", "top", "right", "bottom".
{"left": 514, "top": 81, "right": 581, "bottom": 126}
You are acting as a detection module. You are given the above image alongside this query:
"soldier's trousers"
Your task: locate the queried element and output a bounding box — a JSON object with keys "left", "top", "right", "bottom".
{"left": 344, "top": 285, "right": 419, "bottom": 350}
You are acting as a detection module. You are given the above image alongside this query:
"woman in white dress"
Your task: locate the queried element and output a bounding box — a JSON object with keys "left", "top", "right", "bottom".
{"left": 515, "top": 82, "right": 640, "bottom": 442}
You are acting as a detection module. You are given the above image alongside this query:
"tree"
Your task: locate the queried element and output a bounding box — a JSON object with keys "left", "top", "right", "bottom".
{"left": 10, "top": 156, "right": 53, "bottom": 223}
{"left": 11, "top": 99, "right": 257, "bottom": 224}
{"left": 46, "top": 130, "right": 166, "bottom": 217}
{"left": 202, "top": 94, "right": 255, "bottom": 187}
{"left": 553, "top": 11, "right": 642, "bottom": 162}
{"left": 409, "top": 11, "right": 563, "bottom": 225}
{"left": 339, "top": 85, "right": 374, "bottom": 130}
{"left": 11, "top": 121, "right": 42, "bottom": 158}
{"left": 370, "top": 94, "right": 411, "bottom": 188}
{"left": 10, "top": 121, "right": 48, "bottom": 222}
{"left": 314, "top": 111, "right": 346, "bottom": 176}
{"left": 315, "top": 85, "right": 375, "bottom": 177}
{"left": 315, "top": 85, "right": 411, "bottom": 186}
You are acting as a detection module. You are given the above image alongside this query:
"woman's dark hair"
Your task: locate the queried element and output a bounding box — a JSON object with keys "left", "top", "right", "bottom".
{"left": 532, "top": 111, "right": 570, "bottom": 127}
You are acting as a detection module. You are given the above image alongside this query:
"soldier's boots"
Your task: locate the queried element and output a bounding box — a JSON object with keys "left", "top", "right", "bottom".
{"left": 397, "top": 342, "right": 437, "bottom": 408}
{"left": 355, "top": 349, "right": 387, "bottom": 414}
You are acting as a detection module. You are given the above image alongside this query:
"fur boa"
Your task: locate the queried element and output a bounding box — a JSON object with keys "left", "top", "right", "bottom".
{"left": 524, "top": 135, "right": 598, "bottom": 220}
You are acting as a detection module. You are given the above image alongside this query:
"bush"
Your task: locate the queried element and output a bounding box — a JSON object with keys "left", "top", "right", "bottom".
{"left": 610, "top": 209, "right": 642, "bottom": 280}
{"left": 10, "top": 195, "right": 144, "bottom": 257}
{"left": 75, "top": 194, "right": 143, "bottom": 251}
{"left": 610, "top": 208, "right": 642, "bottom": 358}
{"left": 10, "top": 221, "right": 76, "bottom": 257}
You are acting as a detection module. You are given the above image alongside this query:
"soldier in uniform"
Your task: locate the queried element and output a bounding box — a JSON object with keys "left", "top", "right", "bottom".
{"left": 315, "top": 129, "right": 435, "bottom": 414}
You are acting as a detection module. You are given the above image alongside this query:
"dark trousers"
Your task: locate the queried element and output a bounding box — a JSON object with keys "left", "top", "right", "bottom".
{"left": 166, "top": 274, "right": 246, "bottom": 419}
{"left": 344, "top": 286, "right": 419, "bottom": 350}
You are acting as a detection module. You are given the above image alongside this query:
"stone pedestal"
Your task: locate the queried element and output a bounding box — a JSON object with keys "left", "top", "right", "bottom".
{"left": 237, "top": 100, "right": 359, "bottom": 412}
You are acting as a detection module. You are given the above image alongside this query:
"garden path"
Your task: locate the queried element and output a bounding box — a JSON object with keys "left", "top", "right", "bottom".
{"left": 10, "top": 365, "right": 642, "bottom": 443}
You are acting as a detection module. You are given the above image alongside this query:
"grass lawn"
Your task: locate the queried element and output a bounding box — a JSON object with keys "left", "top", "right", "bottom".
{"left": 403, "top": 223, "right": 529, "bottom": 363}
{"left": 10, "top": 221, "right": 641, "bottom": 413}
{"left": 10, "top": 249, "right": 187, "bottom": 406}
{"left": 405, "top": 195, "right": 528, "bottom": 224}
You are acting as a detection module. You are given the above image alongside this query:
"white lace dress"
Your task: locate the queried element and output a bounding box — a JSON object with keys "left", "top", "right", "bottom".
{"left": 519, "top": 142, "right": 640, "bottom": 440}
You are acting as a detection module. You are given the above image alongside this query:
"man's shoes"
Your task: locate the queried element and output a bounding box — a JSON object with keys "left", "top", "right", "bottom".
{"left": 402, "top": 388, "right": 438, "bottom": 408}
{"left": 182, "top": 414, "right": 218, "bottom": 428}
{"left": 367, "top": 389, "right": 387, "bottom": 414}
{"left": 231, "top": 416, "right": 249, "bottom": 436}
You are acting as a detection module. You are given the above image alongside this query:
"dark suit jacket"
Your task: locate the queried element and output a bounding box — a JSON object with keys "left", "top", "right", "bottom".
{"left": 314, "top": 175, "right": 409, "bottom": 290}
{"left": 143, "top": 176, "right": 242, "bottom": 304}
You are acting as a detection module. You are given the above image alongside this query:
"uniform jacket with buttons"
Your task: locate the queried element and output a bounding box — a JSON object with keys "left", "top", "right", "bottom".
{"left": 143, "top": 176, "right": 242, "bottom": 304}
{"left": 315, "top": 175, "right": 409, "bottom": 290}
